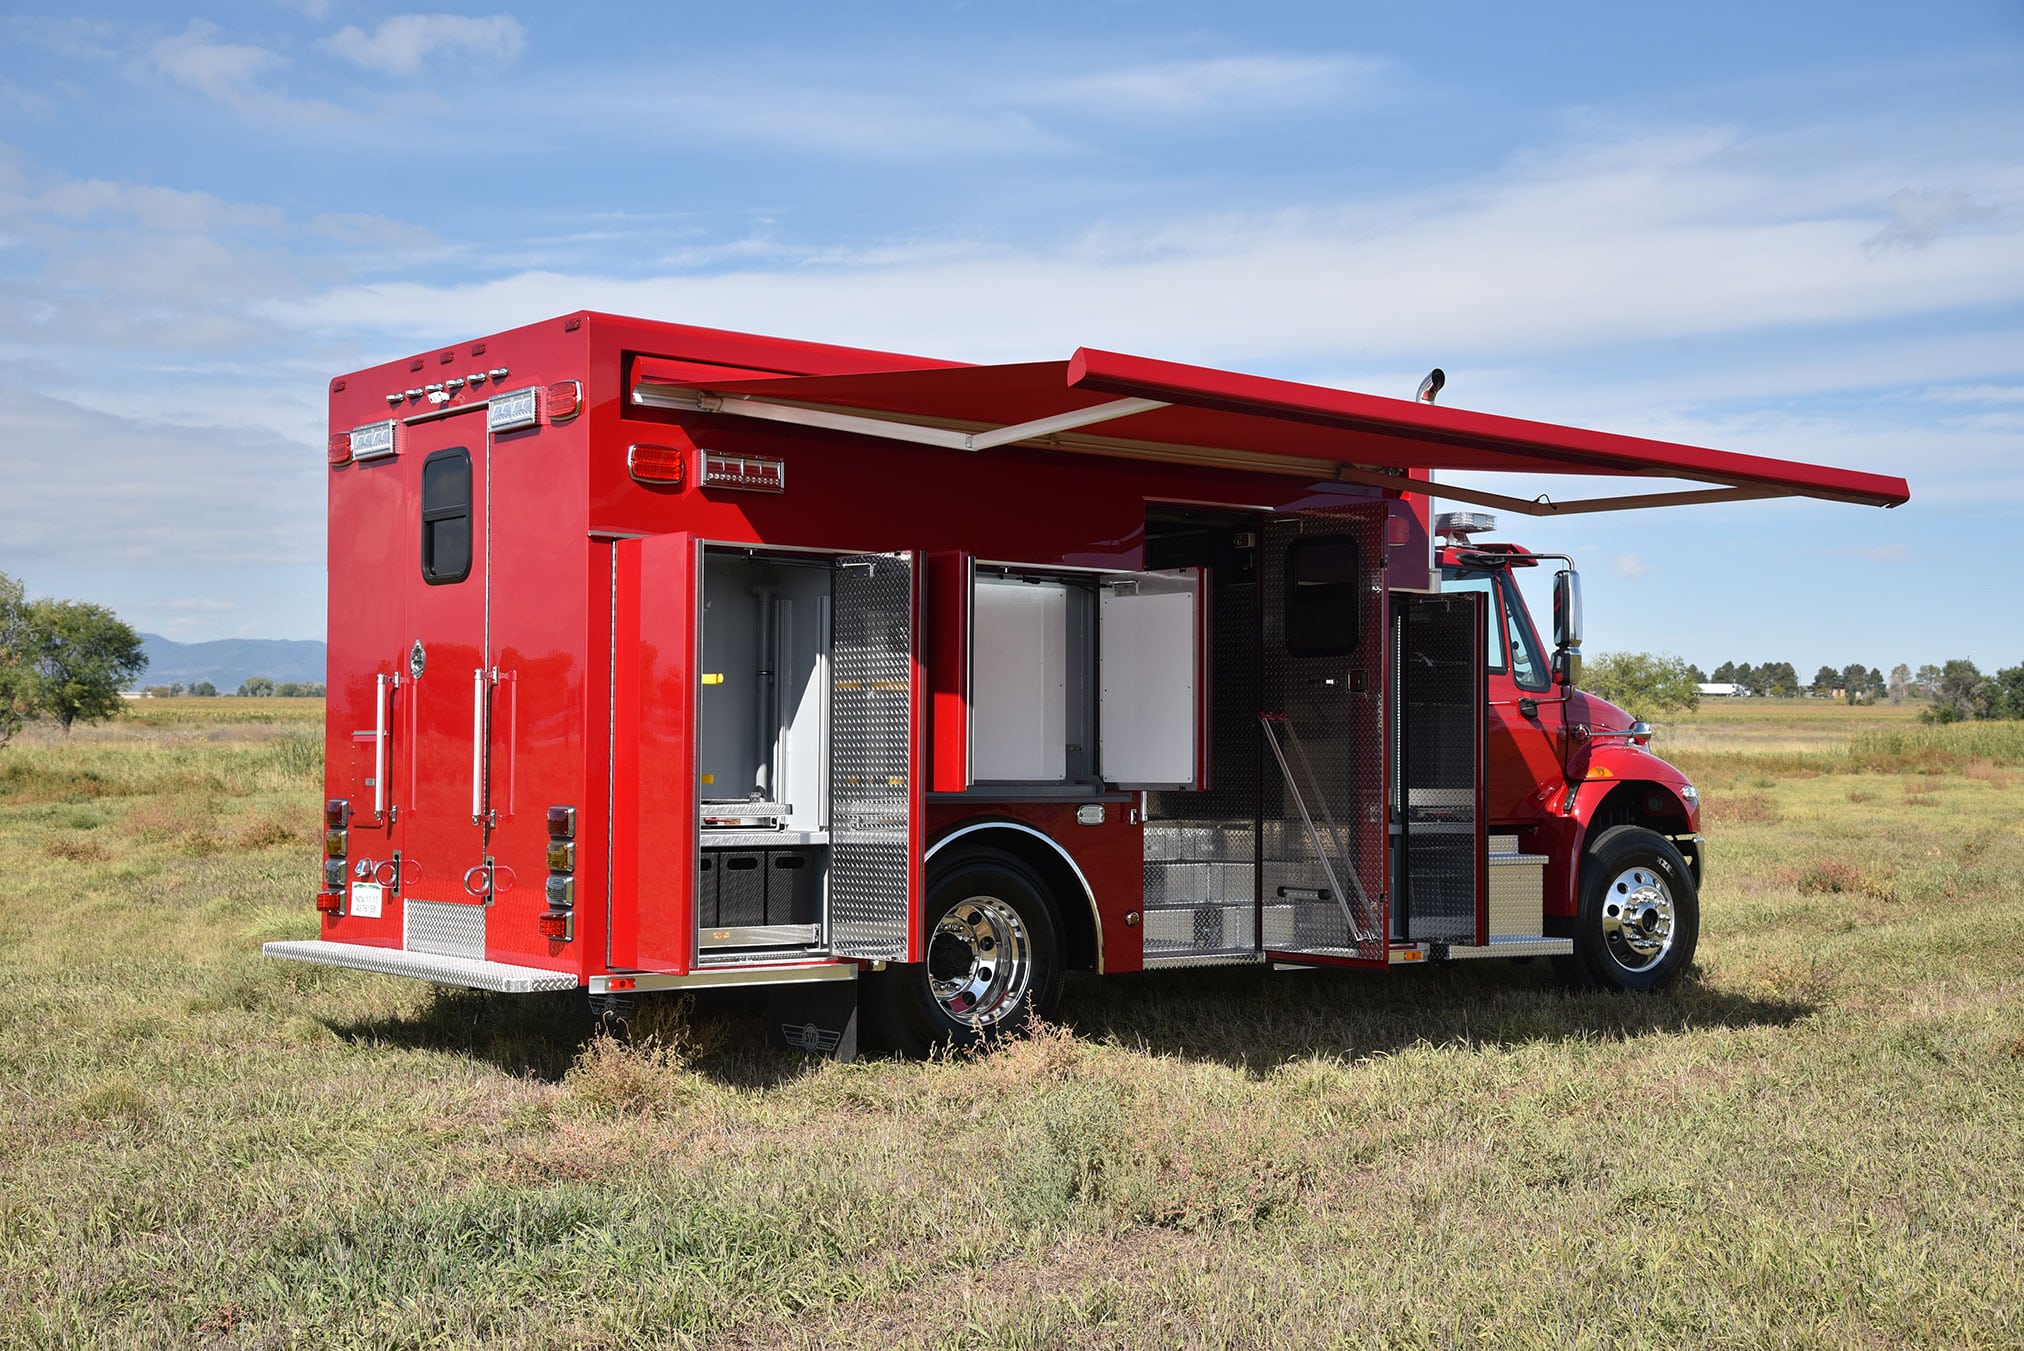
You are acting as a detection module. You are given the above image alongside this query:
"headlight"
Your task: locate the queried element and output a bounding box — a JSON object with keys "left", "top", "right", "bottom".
{"left": 1680, "top": 783, "right": 1699, "bottom": 804}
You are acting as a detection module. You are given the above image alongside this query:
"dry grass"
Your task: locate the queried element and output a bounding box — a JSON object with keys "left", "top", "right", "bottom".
{"left": 0, "top": 697, "right": 2019, "bottom": 1348}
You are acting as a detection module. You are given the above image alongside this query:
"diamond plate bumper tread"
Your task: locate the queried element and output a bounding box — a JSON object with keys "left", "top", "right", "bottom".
{"left": 263, "top": 940, "right": 579, "bottom": 993}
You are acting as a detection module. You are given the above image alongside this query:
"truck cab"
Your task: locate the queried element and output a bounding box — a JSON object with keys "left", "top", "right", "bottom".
{"left": 1433, "top": 510, "right": 1704, "bottom": 989}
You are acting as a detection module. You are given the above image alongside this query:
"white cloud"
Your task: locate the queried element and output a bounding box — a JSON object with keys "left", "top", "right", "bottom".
{"left": 1864, "top": 188, "right": 1999, "bottom": 252}
{"left": 325, "top": 14, "right": 526, "bottom": 75}
{"left": 144, "top": 20, "right": 346, "bottom": 121}
{"left": 1046, "top": 55, "right": 1388, "bottom": 116}
{"left": 1610, "top": 553, "right": 1650, "bottom": 579}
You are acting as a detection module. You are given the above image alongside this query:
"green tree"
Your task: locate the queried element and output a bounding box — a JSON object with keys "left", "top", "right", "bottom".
{"left": 1888, "top": 663, "right": 1910, "bottom": 705}
{"left": 189, "top": 681, "right": 217, "bottom": 697}
{"left": 1759, "top": 661, "right": 1800, "bottom": 697}
{"left": 1811, "top": 665, "right": 1840, "bottom": 696}
{"left": 23, "top": 598, "right": 146, "bottom": 733}
{"left": 1578, "top": 651, "right": 1700, "bottom": 714}
{"left": 1915, "top": 663, "right": 1943, "bottom": 698}
{"left": 1710, "top": 660, "right": 1738, "bottom": 684}
{"left": 1991, "top": 665, "right": 2024, "bottom": 720}
{"left": 0, "top": 572, "right": 31, "bottom": 746}
{"left": 1686, "top": 663, "right": 1708, "bottom": 683}
{"left": 1840, "top": 663, "right": 1871, "bottom": 705}
{"left": 1923, "top": 659, "right": 1991, "bottom": 724}
{"left": 238, "top": 676, "right": 277, "bottom": 697}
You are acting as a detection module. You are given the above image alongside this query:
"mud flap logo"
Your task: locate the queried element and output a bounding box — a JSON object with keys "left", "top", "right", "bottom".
{"left": 782, "top": 1022, "right": 841, "bottom": 1055}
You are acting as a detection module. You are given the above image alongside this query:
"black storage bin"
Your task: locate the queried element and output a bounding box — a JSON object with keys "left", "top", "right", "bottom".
{"left": 717, "top": 851, "right": 767, "bottom": 926}
{"left": 766, "top": 849, "right": 821, "bottom": 925}
{"left": 697, "top": 852, "right": 720, "bottom": 926}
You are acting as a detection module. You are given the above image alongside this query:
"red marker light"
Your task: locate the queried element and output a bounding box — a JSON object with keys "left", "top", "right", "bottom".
{"left": 327, "top": 433, "right": 352, "bottom": 465}
{"left": 537, "top": 912, "right": 570, "bottom": 940}
{"left": 545, "top": 380, "right": 582, "bottom": 422}
{"left": 627, "top": 443, "right": 687, "bottom": 486}
{"left": 316, "top": 890, "right": 345, "bottom": 915}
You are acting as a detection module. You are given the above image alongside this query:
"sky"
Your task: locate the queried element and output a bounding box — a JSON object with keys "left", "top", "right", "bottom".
{"left": 0, "top": 1, "right": 2020, "bottom": 678}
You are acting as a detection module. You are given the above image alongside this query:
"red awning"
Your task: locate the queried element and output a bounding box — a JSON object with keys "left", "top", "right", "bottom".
{"left": 631, "top": 347, "right": 1908, "bottom": 515}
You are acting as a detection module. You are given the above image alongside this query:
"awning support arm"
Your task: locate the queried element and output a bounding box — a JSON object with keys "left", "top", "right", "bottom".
{"left": 633, "top": 382, "right": 1168, "bottom": 452}
{"left": 1330, "top": 464, "right": 1786, "bottom": 516}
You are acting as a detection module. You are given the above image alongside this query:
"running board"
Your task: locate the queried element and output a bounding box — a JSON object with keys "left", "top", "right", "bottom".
{"left": 263, "top": 940, "right": 580, "bottom": 994}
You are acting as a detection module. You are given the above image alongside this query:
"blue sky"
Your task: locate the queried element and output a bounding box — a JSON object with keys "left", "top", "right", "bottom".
{"left": 1, "top": 1, "right": 2019, "bottom": 678}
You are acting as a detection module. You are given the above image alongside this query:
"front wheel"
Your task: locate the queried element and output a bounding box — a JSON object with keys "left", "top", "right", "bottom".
{"left": 1558, "top": 825, "right": 1699, "bottom": 991}
{"left": 862, "top": 848, "right": 1063, "bottom": 1057}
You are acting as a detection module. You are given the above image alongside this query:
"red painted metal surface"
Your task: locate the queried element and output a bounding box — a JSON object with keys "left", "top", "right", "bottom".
{"left": 923, "top": 551, "right": 971, "bottom": 794}
{"left": 924, "top": 801, "right": 1146, "bottom": 973}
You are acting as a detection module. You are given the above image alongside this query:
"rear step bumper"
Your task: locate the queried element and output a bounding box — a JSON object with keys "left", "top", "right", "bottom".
{"left": 263, "top": 940, "right": 579, "bottom": 994}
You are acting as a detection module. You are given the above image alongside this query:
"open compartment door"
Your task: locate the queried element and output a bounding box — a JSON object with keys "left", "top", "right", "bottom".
{"left": 1099, "top": 568, "right": 1206, "bottom": 790}
{"left": 611, "top": 531, "right": 701, "bottom": 973}
{"left": 829, "top": 551, "right": 922, "bottom": 961}
{"left": 1259, "top": 503, "right": 1391, "bottom": 966}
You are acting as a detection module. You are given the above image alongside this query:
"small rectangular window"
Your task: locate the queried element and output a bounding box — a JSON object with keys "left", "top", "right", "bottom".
{"left": 421, "top": 449, "right": 472, "bottom": 585}
{"left": 1286, "top": 534, "right": 1360, "bottom": 657}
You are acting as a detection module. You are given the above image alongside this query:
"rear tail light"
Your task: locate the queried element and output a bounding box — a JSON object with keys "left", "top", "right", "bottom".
{"left": 542, "top": 804, "right": 577, "bottom": 943}
{"left": 316, "top": 890, "right": 345, "bottom": 914}
{"left": 327, "top": 433, "right": 352, "bottom": 465}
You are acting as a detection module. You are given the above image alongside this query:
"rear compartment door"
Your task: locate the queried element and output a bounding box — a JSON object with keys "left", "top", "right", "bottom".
{"left": 1259, "top": 504, "right": 1390, "bottom": 965}
{"left": 828, "top": 551, "right": 921, "bottom": 962}
{"left": 388, "top": 410, "right": 494, "bottom": 960}
{"left": 1098, "top": 567, "right": 1206, "bottom": 790}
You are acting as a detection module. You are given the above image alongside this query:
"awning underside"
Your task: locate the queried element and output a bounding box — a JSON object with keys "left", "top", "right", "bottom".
{"left": 631, "top": 347, "right": 1909, "bottom": 515}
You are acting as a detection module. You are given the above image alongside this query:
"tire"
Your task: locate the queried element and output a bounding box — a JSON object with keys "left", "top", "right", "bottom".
{"left": 1557, "top": 825, "right": 1699, "bottom": 991}
{"left": 863, "top": 848, "right": 1064, "bottom": 1057}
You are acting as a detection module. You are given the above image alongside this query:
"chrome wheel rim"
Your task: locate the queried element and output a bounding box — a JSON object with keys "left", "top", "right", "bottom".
{"left": 926, "top": 894, "right": 1032, "bottom": 1028}
{"left": 1600, "top": 864, "right": 1676, "bottom": 973}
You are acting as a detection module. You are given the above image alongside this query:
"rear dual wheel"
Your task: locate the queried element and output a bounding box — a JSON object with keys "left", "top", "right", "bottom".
{"left": 863, "top": 848, "right": 1063, "bottom": 1057}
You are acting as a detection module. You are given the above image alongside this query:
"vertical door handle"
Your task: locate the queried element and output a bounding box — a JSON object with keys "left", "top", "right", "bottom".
{"left": 374, "top": 672, "right": 396, "bottom": 820}
{"left": 471, "top": 668, "right": 488, "bottom": 823}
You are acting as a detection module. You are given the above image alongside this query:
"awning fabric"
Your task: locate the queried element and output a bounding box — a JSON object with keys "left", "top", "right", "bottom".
{"left": 631, "top": 346, "right": 1908, "bottom": 514}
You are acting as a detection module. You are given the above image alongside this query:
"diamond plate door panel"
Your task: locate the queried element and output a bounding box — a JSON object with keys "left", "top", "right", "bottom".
{"left": 1392, "top": 592, "right": 1485, "bottom": 945}
{"left": 829, "top": 552, "right": 918, "bottom": 960}
{"left": 1260, "top": 504, "right": 1389, "bottom": 962}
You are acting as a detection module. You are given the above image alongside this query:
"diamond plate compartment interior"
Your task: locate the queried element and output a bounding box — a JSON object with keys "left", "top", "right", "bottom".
{"left": 404, "top": 898, "right": 487, "bottom": 960}
{"left": 828, "top": 553, "right": 914, "bottom": 961}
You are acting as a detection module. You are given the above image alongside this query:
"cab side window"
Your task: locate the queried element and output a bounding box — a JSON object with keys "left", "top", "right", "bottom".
{"left": 1498, "top": 571, "right": 1550, "bottom": 691}
{"left": 421, "top": 449, "right": 472, "bottom": 585}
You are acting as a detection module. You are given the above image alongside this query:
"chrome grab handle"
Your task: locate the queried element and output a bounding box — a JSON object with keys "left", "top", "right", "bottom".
{"left": 462, "top": 862, "right": 491, "bottom": 897}
{"left": 372, "top": 857, "right": 400, "bottom": 889}
{"left": 471, "top": 668, "right": 487, "bottom": 823}
{"left": 374, "top": 672, "right": 396, "bottom": 820}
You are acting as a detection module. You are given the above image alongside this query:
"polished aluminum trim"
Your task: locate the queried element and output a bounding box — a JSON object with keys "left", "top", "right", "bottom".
{"left": 1437, "top": 937, "right": 1574, "bottom": 959}
{"left": 927, "top": 821, "right": 1105, "bottom": 973}
{"left": 587, "top": 962, "right": 854, "bottom": 995}
{"left": 697, "top": 923, "right": 822, "bottom": 949}
{"left": 263, "top": 940, "right": 575, "bottom": 993}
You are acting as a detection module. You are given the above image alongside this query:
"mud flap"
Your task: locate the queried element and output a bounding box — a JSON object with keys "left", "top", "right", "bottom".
{"left": 765, "top": 980, "right": 861, "bottom": 1062}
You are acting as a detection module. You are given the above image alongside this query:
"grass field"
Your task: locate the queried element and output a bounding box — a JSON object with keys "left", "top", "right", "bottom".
{"left": 1, "top": 698, "right": 2019, "bottom": 1348}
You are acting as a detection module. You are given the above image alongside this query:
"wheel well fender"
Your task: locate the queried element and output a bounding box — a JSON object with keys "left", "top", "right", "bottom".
{"left": 1577, "top": 780, "right": 1700, "bottom": 884}
{"left": 925, "top": 822, "right": 1102, "bottom": 973}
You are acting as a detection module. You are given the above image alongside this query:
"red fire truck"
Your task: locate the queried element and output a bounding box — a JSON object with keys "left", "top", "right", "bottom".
{"left": 266, "top": 311, "right": 1908, "bottom": 1057}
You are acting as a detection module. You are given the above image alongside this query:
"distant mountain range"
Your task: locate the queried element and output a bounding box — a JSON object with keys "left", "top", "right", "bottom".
{"left": 138, "top": 633, "right": 327, "bottom": 689}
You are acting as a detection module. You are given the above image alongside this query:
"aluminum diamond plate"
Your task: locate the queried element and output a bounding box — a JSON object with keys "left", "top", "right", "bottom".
{"left": 829, "top": 553, "right": 915, "bottom": 960}
{"left": 404, "top": 898, "right": 486, "bottom": 959}
{"left": 263, "top": 940, "right": 577, "bottom": 993}
{"left": 1261, "top": 506, "right": 1388, "bottom": 961}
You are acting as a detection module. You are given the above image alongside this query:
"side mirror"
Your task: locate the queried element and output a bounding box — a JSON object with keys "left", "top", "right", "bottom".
{"left": 1553, "top": 568, "right": 1583, "bottom": 649}
{"left": 1553, "top": 648, "right": 1582, "bottom": 687}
